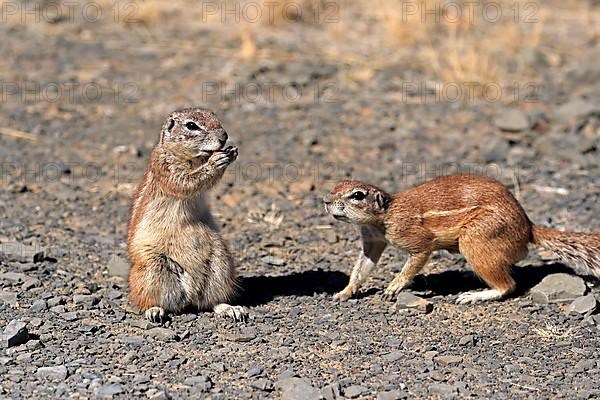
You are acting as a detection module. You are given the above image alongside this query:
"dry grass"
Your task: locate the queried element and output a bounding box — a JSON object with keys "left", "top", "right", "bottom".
{"left": 372, "top": 0, "right": 546, "bottom": 88}
{"left": 97, "top": 0, "right": 598, "bottom": 97}
{"left": 96, "top": 0, "right": 163, "bottom": 27}
{"left": 262, "top": 0, "right": 325, "bottom": 25}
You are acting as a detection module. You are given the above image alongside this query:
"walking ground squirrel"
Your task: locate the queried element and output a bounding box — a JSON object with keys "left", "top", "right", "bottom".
{"left": 324, "top": 174, "right": 600, "bottom": 304}
{"left": 127, "top": 108, "right": 247, "bottom": 322}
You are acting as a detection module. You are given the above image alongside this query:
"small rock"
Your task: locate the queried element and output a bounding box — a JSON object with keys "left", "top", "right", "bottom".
{"left": 529, "top": 274, "right": 587, "bottom": 303}
{"left": 95, "top": 383, "right": 123, "bottom": 399}
{"left": 504, "top": 363, "right": 520, "bottom": 373}
{"left": 436, "top": 355, "right": 463, "bottom": 365}
{"left": 394, "top": 293, "right": 433, "bottom": 314}
{"left": 29, "top": 299, "right": 47, "bottom": 312}
{"left": 261, "top": 255, "right": 286, "bottom": 266}
{"left": 36, "top": 365, "right": 68, "bottom": 380}
{"left": 224, "top": 332, "right": 256, "bottom": 342}
{"left": 277, "top": 377, "right": 321, "bottom": 400}
{"left": 246, "top": 365, "right": 263, "bottom": 378}
{"left": 377, "top": 390, "right": 408, "bottom": 400}
{"left": 1, "top": 320, "right": 28, "bottom": 348}
{"left": 574, "top": 359, "right": 596, "bottom": 372}
{"left": 382, "top": 351, "right": 403, "bottom": 363}
{"left": 122, "top": 335, "right": 145, "bottom": 345}
{"left": 47, "top": 297, "right": 66, "bottom": 307}
{"left": 0, "top": 271, "right": 30, "bottom": 282}
{"left": 321, "top": 381, "right": 342, "bottom": 400}
{"left": 459, "top": 334, "right": 476, "bottom": 347}
{"left": 278, "top": 370, "right": 298, "bottom": 381}
{"left": 146, "top": 327, "right": 178, "bottom": 341}
{"left": 250, "top": 378, "right": 273, "bottom": 391}
{"left": 73, "top": 294, "right": 99, "bottom": 307}
{"left": 184, "top": 375, "right": 212, "bottom": 391}
{"left": 493, "top": 109, "right": 531, "bottom": 132}
{"left": 555, "top": 99, "right": 597, "bottom": 121}
{"left": 428, "top": 383, "right": 459, "bottom": 399}
{"left": 568, "top": 294, "right": 597, "bottom": 315}
{"left": 147, "top": 390, "right": 170, "bottom": 400}
{"left": 0, "top": 291, "right": 17, "bottom": 306}
{"left": 61, "top": 311, "right": 79, "bottom": 321}
{"left": 108, "top": 255, "right": 130, "bottom": 278}
{"left": 128, "top": 319, "right": 154, "bottom": 330}
{"left": 344, "top": 385, "right": 369, "bottom": 398}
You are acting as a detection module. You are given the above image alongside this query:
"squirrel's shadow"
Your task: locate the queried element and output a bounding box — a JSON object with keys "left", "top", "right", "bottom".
{"left": 410, "top": 262, "right": 592, "bottom": 298}
{"left": 234, "top": 263, "right": 594, "bottom": 306}
{"left": 237, "top": 269, "right": 347, "bottom": 307}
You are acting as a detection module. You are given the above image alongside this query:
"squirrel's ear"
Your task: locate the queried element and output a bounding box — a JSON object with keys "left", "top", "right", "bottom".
{"left": 160, "top": 118, "right": 175, "bottom": 143}
{"left": 374, "top": 192, "right": 390, "bottom": 211}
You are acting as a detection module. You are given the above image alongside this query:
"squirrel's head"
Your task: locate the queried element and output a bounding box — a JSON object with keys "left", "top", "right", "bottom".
{"left": 159, "top": 108, "right": 229, "bottom": 162}
{"left": 323, "top": 180, "right": 391, "bottom": 225}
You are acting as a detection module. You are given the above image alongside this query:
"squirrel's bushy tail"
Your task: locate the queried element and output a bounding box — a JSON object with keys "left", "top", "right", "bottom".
{"left": 532, "top": 225, "right": 600, "bottom": 277}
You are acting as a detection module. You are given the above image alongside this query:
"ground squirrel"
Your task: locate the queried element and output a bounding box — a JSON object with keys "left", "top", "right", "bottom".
{"left": 324, "top": 174, "right": 600, "bottom": 304}
{"left": 127, "top": 108, "right": 247, "bottom": 322}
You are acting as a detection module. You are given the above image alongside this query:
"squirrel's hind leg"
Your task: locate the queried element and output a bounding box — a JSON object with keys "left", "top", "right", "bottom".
{"left": 129, "top": 254, "right": 189, "bottom": 323}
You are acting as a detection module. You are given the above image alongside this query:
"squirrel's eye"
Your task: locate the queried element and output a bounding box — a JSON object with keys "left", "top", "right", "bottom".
{"left": 350, "top": 191, "right": 366, "bottom": 200}
{"left": 186, "top": 122, "right": 200, "bottom": 131}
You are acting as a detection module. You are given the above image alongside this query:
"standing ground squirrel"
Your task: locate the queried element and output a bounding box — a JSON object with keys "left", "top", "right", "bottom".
{"left": 127, "top": 108, "right": 247, "bottom": 322}
{"left": 324, "top": 174, "right": 600, "bottom": 304}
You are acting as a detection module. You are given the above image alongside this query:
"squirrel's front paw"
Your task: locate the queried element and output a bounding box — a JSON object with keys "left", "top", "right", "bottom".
{"left": 210, "top": 146, "right": 238, "bottom": 169}
{"left": 333, "top": 286, "right": 355, "bottom": 301}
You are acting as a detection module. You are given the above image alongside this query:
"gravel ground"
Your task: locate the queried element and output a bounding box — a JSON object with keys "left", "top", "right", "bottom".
{"left": 1, "top": 1, "right": 599, "bottom": 399}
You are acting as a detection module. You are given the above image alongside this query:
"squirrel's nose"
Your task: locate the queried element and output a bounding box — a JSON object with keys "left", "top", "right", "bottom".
{"left": 219, "top": 130, "right": 228, "bottom": 145}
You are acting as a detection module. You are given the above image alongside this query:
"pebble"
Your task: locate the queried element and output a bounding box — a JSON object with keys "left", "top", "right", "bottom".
{"left": 0, "top": 291, "right": 17, "bottom": 306}
{"left": 574, "top": 359, "right": 596, "bottom": 373}
{"left": 95, "top": 383, "right": 123, "bottom": 399}
{"left": 261, "top": 255, "right": 286, "bottom": 266}
{"left": 436, "top": 355, "right": 463, "bottom": 365}
{"left": 128, "top": 319, "right": 155, "bottom": 330}
{"left": 147, "top": 390, "right": 170, "bottom": 400}
{"left": 223, "top": 332, "right": 256, "bottom": 342}
{"left": 277, "top": 377, "right": 321, "bottom": 400}
{"left": 1, "top": 320, "right": 28, "bottom": 348}
{"left": 250, "top": 378, "right": 273, "bottom": 391}
{"left": 122, "top": 335, "right": 145, "bottom": 345}
{"left": 36, "top": 365, "right": 68, "bottom": 380}
{"left": 29, "top": 300, "right": 47, "bottom": 312}
{"left": 382, "top": 351, "right": 403, "bottom": 363}
{"left": 529, "top": 274, "right": 587, "bottom": 303}
{"left": 394, "top": 293, "right": 433, "bottom": 314}
{"left": 555, "top": 99, "right": 597, "bottom": 121}
{"left": 344, "top": 385, "right": 369, "bottom": 398}
{"left": 377, "top": 389, "right": 407, "bottom": 400}
{"left": 493, "top": 109, "right": 531, "bottom": 132}
{"left": 184, "top": 375, "right": 212, "bottom": 391}
{"left": 73, "top": 294, "right": 99, "bottom": 307}
{"left": 428, "top": 383, "right": 459, "bottom": 399}
{"left": 458, "top": 334, "right": 476, "bottom": 347}
{"left": 47, "top": 297, "right": 66, "bottom": 307}
{"left": 320, "top": 381, "right": 342, "bottom": 400}
{"left": 61, "top": 311, "right": 79, "bottom": 321}
{"left": 567, "top": 294, "right": 597, "bottom": 315}
{"left": 146, "top": 327, "right": 178, "bottom": 341}
{"left": 246, "top": 365, "right": 263, "bottom": 377}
